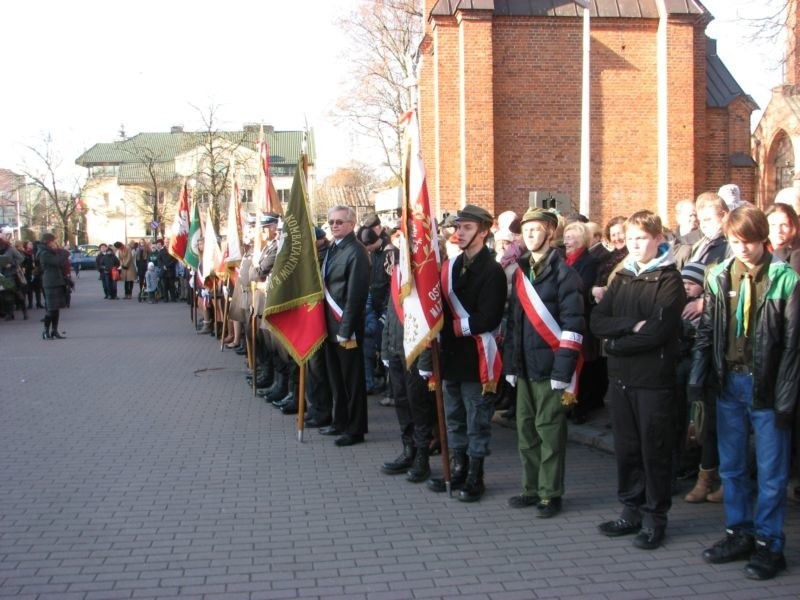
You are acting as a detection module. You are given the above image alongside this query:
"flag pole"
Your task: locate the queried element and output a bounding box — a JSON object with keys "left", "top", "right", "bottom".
{"left": 251, "top": 281, "right": 258, "bottom": 396}
{"left": 296, "top": 145, "right": 310, "bottom": 442}
{"left": 430, "top": 339, "right": 452, "bottom": 496}
{"left": 297, "top": 365, "right": 307, "bottom": 443}
{"left": 219, "top": 274, "right": 230, "bottom": 351}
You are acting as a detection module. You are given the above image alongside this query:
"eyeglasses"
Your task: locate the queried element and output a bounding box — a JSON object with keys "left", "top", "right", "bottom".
{"left": 328, "top": 219, "right": 350, "bottom": 226}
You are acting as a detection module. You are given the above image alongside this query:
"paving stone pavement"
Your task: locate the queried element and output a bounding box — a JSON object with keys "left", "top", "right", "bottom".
{"left": 1, "top": 277, "right": 799, "bottom": 600}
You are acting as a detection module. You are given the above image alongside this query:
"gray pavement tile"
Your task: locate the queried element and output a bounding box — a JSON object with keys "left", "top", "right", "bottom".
{"left": 2, "top": 282, "right": 800, "bottom": 600}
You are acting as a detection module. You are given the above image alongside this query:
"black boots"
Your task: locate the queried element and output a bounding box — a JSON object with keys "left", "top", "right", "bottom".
{"left": 457, "top": 457, "right": 485, "bottom": 502}
{"left": 427, "top": 450, "right": 468, "bottom": 492}
{"left": 42, "top": 316, "right": 51, "bottom": 340}
{"left": 406, "top": 446, "right": 430, "bottom": 483}
{"left": 381, "top": 441, "right": 416, "bottom": 475}
{"left": 258, "top": 371, "right": 288, "bottom": 402}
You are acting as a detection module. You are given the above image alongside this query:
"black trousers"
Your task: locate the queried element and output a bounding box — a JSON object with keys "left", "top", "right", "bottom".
{"left": 306, "top": 349, "right": 331, "bottom": 423}
{"left": 607, "top": 379, "right": 675, "bottom": 530}
{"left": 325, "top": 337, "right": 368, "bottom": 436}
{"left": 388, "top": 355, "right": 436, "bottom": 449}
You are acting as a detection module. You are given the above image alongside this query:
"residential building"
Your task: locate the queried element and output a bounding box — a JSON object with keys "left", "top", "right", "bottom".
{"left": 75, "top": 125, "right": 314, "bottom": 244}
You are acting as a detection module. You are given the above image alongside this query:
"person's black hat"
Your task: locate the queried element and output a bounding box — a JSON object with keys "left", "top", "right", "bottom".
{"left": 680, "top": 262, "right": 706, "bottom": 287}
{"left": 358, "top": 227, "right": 380, "bottom": 246}
{"left": 314, "top": 227, "right": 326, "bottom": 240}
{"left": 454, "top": 204, "right": 493, "bottom": 226}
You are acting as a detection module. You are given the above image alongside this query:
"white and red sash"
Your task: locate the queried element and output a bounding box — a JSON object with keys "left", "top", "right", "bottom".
{"left": 514, "top": 267, "right": 583, "bottom": 394}
{"left": 442, "top": 259, "right": 502, "bottom": 393}
{"left": 322, "top": 245, "right": 356, "bottom": 345}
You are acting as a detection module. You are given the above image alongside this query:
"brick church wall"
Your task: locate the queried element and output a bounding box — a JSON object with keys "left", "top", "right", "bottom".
{"left": 420, "top": 2, "right": 751, "bottom": 228}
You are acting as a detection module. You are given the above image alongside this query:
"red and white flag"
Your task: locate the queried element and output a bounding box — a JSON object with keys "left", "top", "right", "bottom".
{"left": 168, "top": 179, "right": 190, "bottom": 263}
{"left": 393, "top": 110, "right": 443, "bottom": 366}
{"left": 201, "top": 207, "right": 223, "bottom": 282}
{"left": 256, "top": 125, "right": 282, "bottom": 216}
{"left": 225, "top": 158, "right": 242, "bottom": 267}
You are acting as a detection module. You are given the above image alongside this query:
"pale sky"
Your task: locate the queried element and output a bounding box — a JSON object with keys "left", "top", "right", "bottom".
{"left": 0, "top": 0, "right": 787, "bottom": 182}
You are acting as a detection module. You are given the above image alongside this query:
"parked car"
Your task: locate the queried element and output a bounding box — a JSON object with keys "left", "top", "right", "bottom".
{"left": 70, "top": 247, "right": 99, "bottom": 271}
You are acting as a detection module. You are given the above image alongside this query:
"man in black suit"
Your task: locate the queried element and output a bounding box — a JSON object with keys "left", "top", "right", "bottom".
{"left": 320, "top": 205, "right": 371, "bottom": 446}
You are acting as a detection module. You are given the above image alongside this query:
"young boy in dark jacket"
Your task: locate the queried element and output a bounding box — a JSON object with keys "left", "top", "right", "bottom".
{"left": 591, "top": 210, "right": 685, "bottom": 550}
{"left": 503, "top": 208, "right": 585, "bottom": 518}
{"left": 689, "top": 205, "right": 800, "bottom": 580}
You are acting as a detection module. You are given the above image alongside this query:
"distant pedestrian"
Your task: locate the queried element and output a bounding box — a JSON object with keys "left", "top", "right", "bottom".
{"left": 114, "top": 241, "right": 136, "bottom": 299}
{"left": 96, "top": 243, "right": 120, "bottom": 299}
{"left": 36, "top": 233, "right": 69, "bottom": 339}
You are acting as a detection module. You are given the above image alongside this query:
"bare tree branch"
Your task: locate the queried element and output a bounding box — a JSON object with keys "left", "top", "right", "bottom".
{"left": 333, "top": 0, "right": 424, "bottom": 179}
{"left": 19, "top": 134, "right": 84, "bottom": 244}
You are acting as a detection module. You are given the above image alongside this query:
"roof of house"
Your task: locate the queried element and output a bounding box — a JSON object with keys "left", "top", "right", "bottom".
{"left": 431, "top": 0, "right": 708, "bottom": 18}
{"left": 706, "top": 38, "right": 757, "bottom": 110}
{"left": 75, "top": 129, "right": 315, "bottom": 169}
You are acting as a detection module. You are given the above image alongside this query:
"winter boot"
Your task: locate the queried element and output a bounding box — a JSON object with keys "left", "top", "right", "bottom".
{"left": 197, "top": 320, "right": 213, "bottom": 334}
{"left": 262, "top": 371, "right": 289, "bottom": 403}
{"left": 41, "top": 315, "right": 51, "bottom": 340}
{"left": 381, "top": 441, "right": 416, "bottom": 475}
{"left": 684, "top": 467, "right": 718, "bottom": 503}
{"left": 706, "top": 484, "right": 724, "bottom": 503}
{"left": 406, "top": 446, "right": 431, "bottom": 483}
{"left": 427, "top": 450, "right": 468, "bottom": 493}
{"left": 457, "top": 456, "right": 485, "bottom": 502}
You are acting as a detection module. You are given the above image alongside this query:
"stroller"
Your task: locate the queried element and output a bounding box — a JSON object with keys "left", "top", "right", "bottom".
{"left": 139, "top": 264, "right": 161, "bottom": 303}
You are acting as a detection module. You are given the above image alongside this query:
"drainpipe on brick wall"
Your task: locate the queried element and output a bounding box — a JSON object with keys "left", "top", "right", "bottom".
{"left": 579, "top": 2, "right": 591, "bottom": 217}
{"left": 656, "top": 0, "right": 669, "bottom": 222}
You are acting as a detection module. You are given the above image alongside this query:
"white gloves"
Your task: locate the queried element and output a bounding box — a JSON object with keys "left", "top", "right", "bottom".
{"left": 505, "top": 375, "right": 517, "bottom": 387}
{"left": 336, "top": 335, "right": 348, "bottom": 343}
{"left": 551, "top": 379, "right": 569, "bottom": 390}
{"left": 419, "top": 370, "right": 433, "bottom": 379}
{"left": 382, "top": 359, "right": 390, "bottom": 368}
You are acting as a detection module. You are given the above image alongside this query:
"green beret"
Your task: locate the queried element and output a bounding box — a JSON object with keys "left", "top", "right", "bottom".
{"left": 521, "top": 207, "right": 559, "bottom": 228}
{"left": 454, "top": 204, "right": 493, "bottom": 226}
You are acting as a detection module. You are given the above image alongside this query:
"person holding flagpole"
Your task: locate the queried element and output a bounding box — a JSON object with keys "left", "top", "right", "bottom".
{"left": 503, "top": 208, "right": 585, "bottom": 518}
{"left": 320, "top": 205, "right": 370, "bottom": 447}
{"left": 251, "top": 213, "right": 283, "bottom": 398}
{"left": 422, "top": 204, "right": 507, "bottom": 502}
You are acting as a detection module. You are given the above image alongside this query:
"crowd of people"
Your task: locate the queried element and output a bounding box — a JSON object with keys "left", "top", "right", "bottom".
{"left": 4, "top": 180, "right": 800, "bottom": 581}
{"left": 182, "top": 182, "right": 800, "bottom": 581}
{"left": 0, "top": 234, "right": 191, "bottom": 336}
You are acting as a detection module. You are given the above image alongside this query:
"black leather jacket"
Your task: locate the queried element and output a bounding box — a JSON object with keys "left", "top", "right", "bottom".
{"left": 689, "top": 255, "right": 800, "bottom": 416}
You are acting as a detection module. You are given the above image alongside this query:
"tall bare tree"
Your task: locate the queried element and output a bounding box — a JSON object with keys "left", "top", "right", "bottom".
{"left": 738, "top": 0, "right": 790, "bottom": 52}
{"left": 189, "top": 103, "right": 247, "bottom": 231}
{"left": 120, "top": 141, "right": 178, "bottom": 238}
{"left": 20, "top": 134, "right": 84, "bottom": 244}
{"left": 334, "top": 0, "right": 424, "bottom": 179}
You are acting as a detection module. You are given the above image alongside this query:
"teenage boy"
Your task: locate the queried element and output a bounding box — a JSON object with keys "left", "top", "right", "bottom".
{"left": 591, "top": 210, "right": 685, "bottom": 550}
{"left": 421, "top": 204, "right": 507, "bottom": 502}
{"left": 503, "top": 208, "right": 585, "bottom": 518}
{"left": 690, "top": 205, "right": 800, "bottom": 580}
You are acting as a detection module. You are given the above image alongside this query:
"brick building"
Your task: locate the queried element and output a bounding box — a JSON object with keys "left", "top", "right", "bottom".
{"left": 753, "top": 0, "right": 800, "bottom": 208}
{"left": 418, "top": 0, "right": 755, "bottom": 228}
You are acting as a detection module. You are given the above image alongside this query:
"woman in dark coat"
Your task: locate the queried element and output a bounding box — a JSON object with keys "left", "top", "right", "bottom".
{"left": 37, "top": 233, "right": 69, "bottom": 339}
